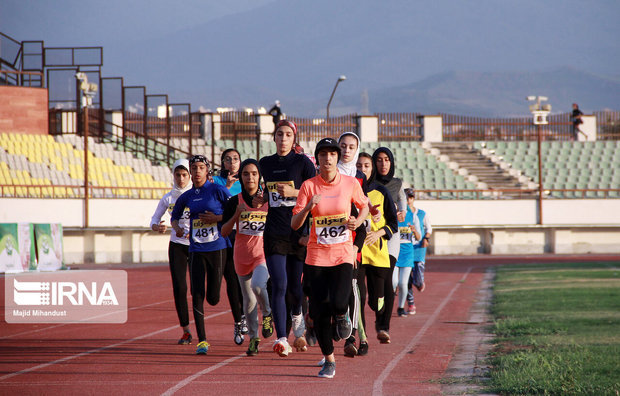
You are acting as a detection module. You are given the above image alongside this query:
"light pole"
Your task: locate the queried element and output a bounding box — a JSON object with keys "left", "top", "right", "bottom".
{"left": 526, "top": 95, "right": 551, "bottom": 225}
{"left": 76, "top": 72, "right": 98, "bottom": 228}
{"left": 326, "top": 75, "right": 346, "bottom": 133}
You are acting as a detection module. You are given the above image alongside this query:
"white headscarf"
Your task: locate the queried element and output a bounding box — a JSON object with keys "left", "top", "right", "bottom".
{"left": 170, "top": 158, "right": 192, "bottom": 200}
{"left": 337, "top": 131, "right": 360, "bottom": 177}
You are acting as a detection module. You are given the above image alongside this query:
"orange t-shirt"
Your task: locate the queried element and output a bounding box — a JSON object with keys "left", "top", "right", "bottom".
{"left": 293, "top": 172, "right": 368, "bottom": 267}
{"left": 233, "top": 194, "right": 268, "bottom": 276}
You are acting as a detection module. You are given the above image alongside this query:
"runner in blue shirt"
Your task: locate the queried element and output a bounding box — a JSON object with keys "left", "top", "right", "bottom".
{"left": 171, "top": 155, "right": 231, "bottom": 355}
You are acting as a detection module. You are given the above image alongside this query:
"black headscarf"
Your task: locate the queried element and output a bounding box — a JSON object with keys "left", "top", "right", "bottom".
{"left": 370, "top": 147, "right": 395, "bottom": 184}
{"left": 239, "top": 158, "right": 262, "bottom": 207}
{"left": 370, "top": 147, "right": 402, "bottom": 203}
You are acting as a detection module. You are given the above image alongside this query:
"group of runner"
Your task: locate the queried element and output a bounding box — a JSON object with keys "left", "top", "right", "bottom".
{"left": 150, "top": 120, "right": 432, "bottom": 378}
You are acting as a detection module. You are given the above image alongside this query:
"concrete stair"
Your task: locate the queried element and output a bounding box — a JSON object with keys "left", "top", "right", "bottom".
{"left": 429, "top": 142, "right": 535, "bottom": 198}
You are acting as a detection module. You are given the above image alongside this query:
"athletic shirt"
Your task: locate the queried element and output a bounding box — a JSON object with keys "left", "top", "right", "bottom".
{"left": 395, "top": 209, "right": 421, "bottom": 268}
{"left": 293, "top": 172, "right": 368, "bottom": 267}
{"left": 259, "top": 150, "right": 316, "bottom": 239}
{"left": 222, "top": 193, "right": 268, "bottom": 276}
{"left": 150, "top": 191, "right": 191, "bottom": 245}
{"left": 412, "top": 208, "right": 428, "bottom": 263}
{"left": 212, "top": 175, "right": 242, "bottom": 196}
{"left": 361, "top": 184, "right": 398, "bottom": 268}
{"left": 170, "top": 182, "right": 231, "bottom": 252}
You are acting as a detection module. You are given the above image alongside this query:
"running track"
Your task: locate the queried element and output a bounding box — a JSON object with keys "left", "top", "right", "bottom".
{"left": 1, "top": 255, "right": 617, "bottom": 395}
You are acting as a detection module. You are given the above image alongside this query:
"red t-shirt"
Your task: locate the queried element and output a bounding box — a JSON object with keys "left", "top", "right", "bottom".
{"left": 293, "top": 172, "right": 368, "bottom": 267}
{"left": 233, "top": 194, "right": 268, "bottom": 276}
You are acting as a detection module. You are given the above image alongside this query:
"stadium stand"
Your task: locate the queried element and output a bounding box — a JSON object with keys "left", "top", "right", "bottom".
{"left": 0, "top": 132, "right": 170, "bottom": 198}
{"left": 477, "top": 141, "right": 620, "bottom": 198}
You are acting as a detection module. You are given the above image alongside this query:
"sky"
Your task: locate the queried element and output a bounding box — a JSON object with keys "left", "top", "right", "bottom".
{"left": 1, "top": 0, "right": 619, "bottom": 115}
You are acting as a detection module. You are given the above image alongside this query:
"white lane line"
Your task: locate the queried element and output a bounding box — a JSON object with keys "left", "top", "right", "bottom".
{"left": 160, "top": 353, "right": 247, "bottom": 396}
{"left": 0, "top": 310, "right": 228, "bottom": 381}
{"left": 0, "top": 299, "right": 174, "bottom": 340}
{"left": 372, "top": 267, "right": 474, "bottom": 396}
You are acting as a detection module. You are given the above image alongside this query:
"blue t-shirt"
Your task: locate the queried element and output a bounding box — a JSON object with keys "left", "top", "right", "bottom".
{"left": 395, "top": 209, "right": 416, "bottom": 268}
{"left": 413, "top": 209, "right": 427, "bottom": 263}
{"left": 170, "top": 182, "right": 231, "bottom": 252}
{"left": 212, "top": 175, "right": 242, "bottom": 196}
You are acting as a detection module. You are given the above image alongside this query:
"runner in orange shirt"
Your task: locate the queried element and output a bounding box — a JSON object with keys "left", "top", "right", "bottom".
{"left": 292, "top": 138, "right": 369, "bottom": 378}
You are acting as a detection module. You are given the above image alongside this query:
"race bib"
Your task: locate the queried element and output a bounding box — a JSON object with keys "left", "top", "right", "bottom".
{"left": 266, "top": 181, "right": 296, "bottom": 207}
{"left": 192, "top": 219, "right": 219, "bottom": 243}
{"left": 238, "top": 211, "right": 267, "bottom": 236}
{"left": 168, "top": 204, "right": 190, "bottom": 220}
{"left": 363, "top": 218, "right": 371, "bottom": 233}
{"left": 315, "top": 214, "right": 350, "bottom": 245}
{"left": 399, "top": 226, "right": 413, "bottom": 242}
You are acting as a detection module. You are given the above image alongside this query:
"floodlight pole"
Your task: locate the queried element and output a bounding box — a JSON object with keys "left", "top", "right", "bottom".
{"left": 537, "top": 123, "right": 543, "bottom": 225}
{"left": 82, "top": 90, "right": 90, "bottom": 228}
{"left": 326, "top": 75, "right": 346, "bottom": 133}
{"left": 527, "top": 95, "right": 550, "bottom": 225}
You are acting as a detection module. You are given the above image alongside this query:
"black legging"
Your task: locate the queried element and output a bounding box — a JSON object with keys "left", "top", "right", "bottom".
{"left": 168, "top": 241, "right": 190, "bottom": 327}
{"left": 223, "top": 244, "right": 244, "bottom": 323}
{"left": 364, "top": 255, "right": 396, "bottom": 332}
{"left": 355, "top": 263, "right": 367, "bottom": 334}
{"left": 189, "top": 249, "right": 225, "bottom": 342}
{"left": 304, "top": 263, "right": 353, "bottom": 356}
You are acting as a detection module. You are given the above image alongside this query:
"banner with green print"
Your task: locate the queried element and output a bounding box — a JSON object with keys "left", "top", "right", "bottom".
{"left": 0, "top": 223, "right": 35, "bottom": 273}
{"left": 34, "top": 223, "right": 63, "bottom": 271}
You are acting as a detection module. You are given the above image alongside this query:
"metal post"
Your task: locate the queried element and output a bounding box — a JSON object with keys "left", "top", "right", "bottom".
{"left": 84, "top": 104, "right": 90, "bottom": 228}
{"left": 326, "top": 75, "right": 346, "bottom": 134}
{"left": 537, "top": 123, "right": 543, "bottom": 225}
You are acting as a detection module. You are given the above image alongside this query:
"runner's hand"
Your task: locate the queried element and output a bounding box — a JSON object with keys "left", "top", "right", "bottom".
{"left": 252, "top": 191, "right": 265, "bottom": 208}
{"left": 199, "top": 211, "right": 219, "bottom": 223}
{"left": 397, "top": 211, "right": 405, "bottom": 223}
{"left": 277, "top": 183, "right": 295, "bottom": 198}
{"left": 347, "top": 216, "right": 358, "bottom": 230}
{"left": 364, "top": 230, "right": 381, "bottom": 246}
{"left": 306, "top": 194, "right": 321, "bottom": 211}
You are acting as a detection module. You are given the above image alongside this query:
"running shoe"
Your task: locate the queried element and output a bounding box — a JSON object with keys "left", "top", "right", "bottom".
{"left": 178, "top": 331, "right": 192, "bottom": 345}
{"left": 240, "top": 315, "right": 249, "bottom": 335}
{"left": 397, "top": 307, "right": 408, "bottom": 317}
{"left": 344, "top": 336, "right": 357, "bottom": 357}
{"left": 273, "top": 337, "right": 292, "bottom": 357}
{"left": 305, "top": 313, "right": 317, "bottom": 346}
{"left": 196, "top": 340, "right": 209, "bottom": 355}
{"left": 317, "top": 356, "right": 326, "bottom": 367}
{"left": 318, "top": 361, "right": 336, "bottom": 379}
{"left": 357, "top": 341, "right": 369, "bottom": 356}
{"left": 246, "top": 337, "right": 260, "bottom": 356}
{"left": 293, "top": 335, "right": 308, "bottom": 352}
{"left": 262, "top": 313, "right": 274, "bottom": 339}
{"left": 234, "top": 322, "right": 245, "bottom": 345}
{"left": 377, "top": 330, "right": 391, "bottom": 344}
{"left": 408, "top": 303, "right": 417, "bottom": 315}
{"left": 291, "top": 313, "right": 306, "bottom": 338}
{"left": 335, "top": 314, "right": 352, "bottom": 340}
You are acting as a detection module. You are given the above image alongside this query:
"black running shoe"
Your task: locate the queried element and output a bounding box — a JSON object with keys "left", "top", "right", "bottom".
{"left": 357, "top": 341, "right": 369, "bottom": 356}
{"left": 344, "top": 336, "right": 357, "bottom": 357}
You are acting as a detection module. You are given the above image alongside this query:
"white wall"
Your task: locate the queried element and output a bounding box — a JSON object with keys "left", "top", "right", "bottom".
{"left": 2, "top": 198, "right": 620, "bottom": 228}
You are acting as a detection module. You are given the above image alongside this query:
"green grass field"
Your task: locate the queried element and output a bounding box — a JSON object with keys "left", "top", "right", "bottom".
{"left": 488, "top": 261, "right": 620, "bottom": 395}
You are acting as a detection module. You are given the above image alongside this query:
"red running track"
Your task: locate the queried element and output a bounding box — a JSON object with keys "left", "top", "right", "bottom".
{"left": 2, "top": 255, "right": 617, "bottom": 395}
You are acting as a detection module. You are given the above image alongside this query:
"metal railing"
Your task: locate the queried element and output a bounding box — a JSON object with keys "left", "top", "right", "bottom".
{"left": 0, "top": 69, "right": 44, "bottom": 87}
{"left": 287, "top": 114, "right": 358, "bottom": 141}
{"left": 441, "top": 113, "right": 573, "bottom": 141}
{"left": 377, "top": 112, "right": 422, "bottom": 141}
{"left": 594, "top": 110, "right": 620, "bottom": 140}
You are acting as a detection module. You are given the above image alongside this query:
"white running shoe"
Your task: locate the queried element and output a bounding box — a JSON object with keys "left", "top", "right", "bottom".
{"left": 317, "top": 356, "right": 326, "bottom": 367}
{"left": 291, "top": 313, "right": 306, "bottom": 338}
{"left": 273, "top": 337, "right": 292, "bottom": 357}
